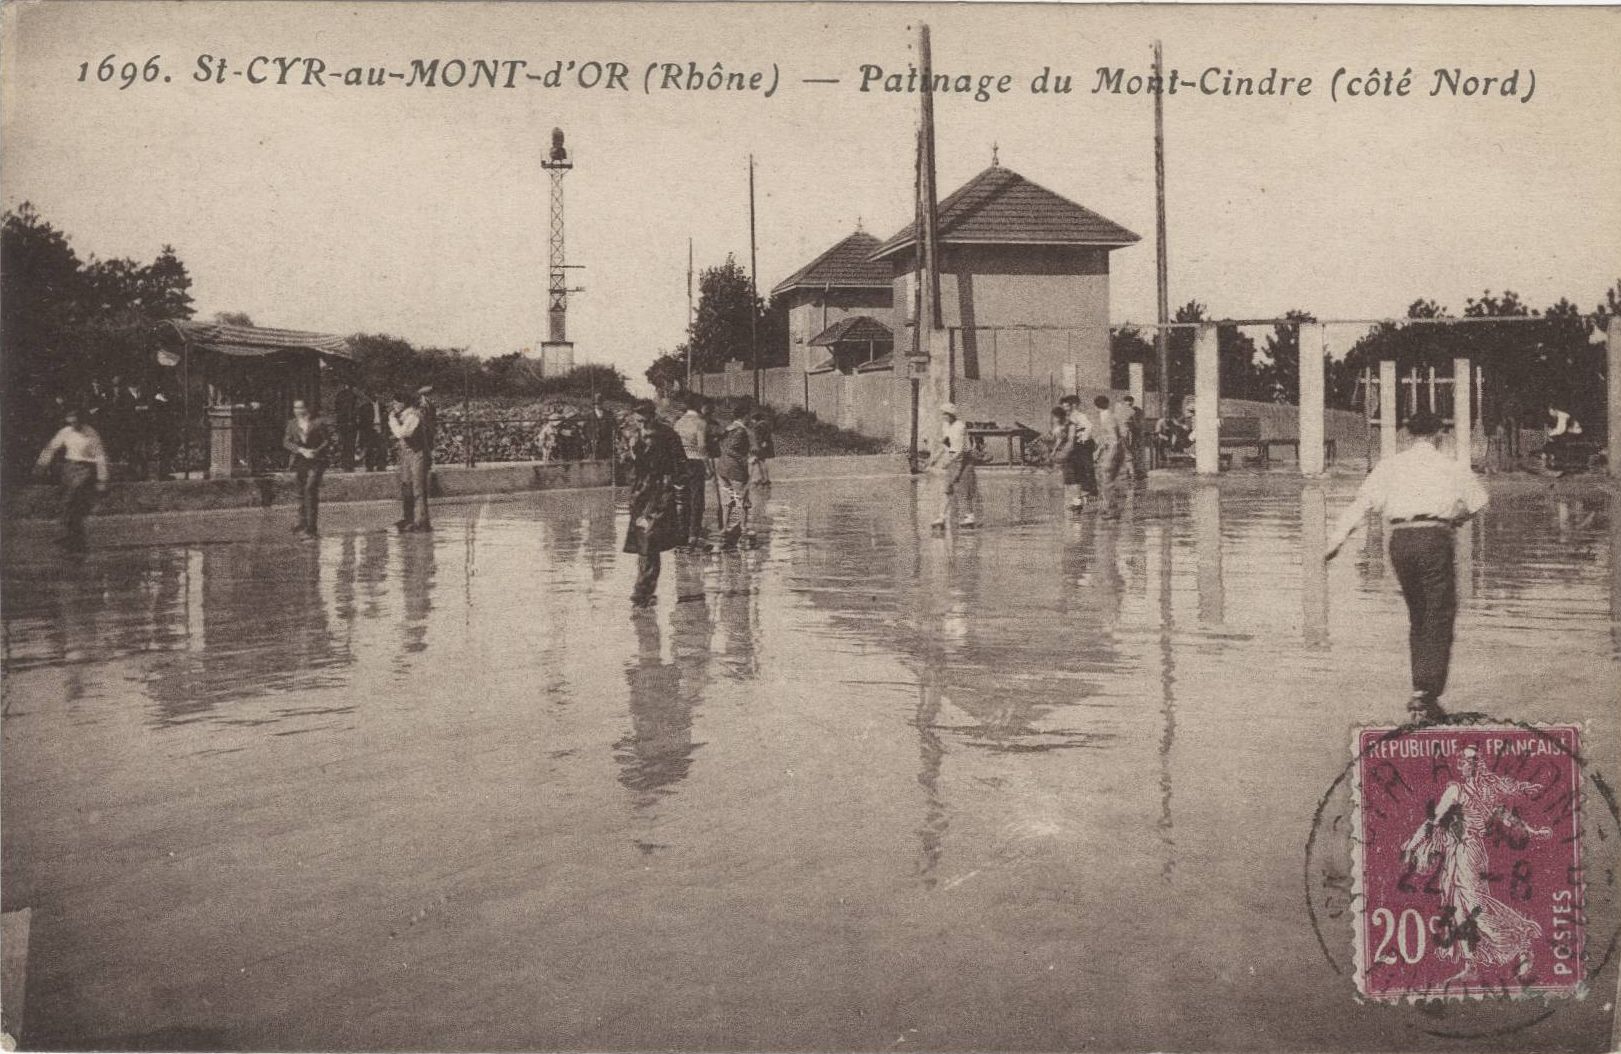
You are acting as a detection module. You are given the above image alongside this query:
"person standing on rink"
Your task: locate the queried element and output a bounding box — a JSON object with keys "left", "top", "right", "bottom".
{"left": 34, "top": 408, "right": 109, "bottom": 551}
{"left": 390, "top": 391, "right": 432, "bottom": 532}
{"left": 714, "top": 405, "right": 754, "bottom": 548}
{"left": 282, "top": 398, "right": 334, "bottom": 538}
{"left": 929, "top": 402, "right": 978, "bottom": 530}
{"left": 1325, "top": 411, "right": 1488, "bottom": 722}
{"left": 1092, "top": 395, "right": 1128, "bottom": 519}
{"left": 622, "top": 400, "right": 686, "bottom": 607}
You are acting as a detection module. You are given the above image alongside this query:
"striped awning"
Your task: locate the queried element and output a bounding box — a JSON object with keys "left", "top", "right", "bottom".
{"left": 158, "top": 320, "right": 353, "bottom": 361}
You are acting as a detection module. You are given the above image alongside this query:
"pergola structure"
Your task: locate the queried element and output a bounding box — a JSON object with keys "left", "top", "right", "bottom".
{"left": 157, "top": 320, "right": 354, "bottom": 477}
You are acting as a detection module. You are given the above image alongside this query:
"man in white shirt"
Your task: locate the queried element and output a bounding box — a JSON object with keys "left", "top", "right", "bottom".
{"left": 1093, "top": 395, "right": 1129, "bottom": 519}
{"left": 672, "top": 395, "right": 714, "bottom": 545}
{"left": 389, "top": 392, "right": 432, "bottom": 532}
{"left": 1326, "top": 411, "right": 1488, "bottom": 721}
{"left": 35, "top": 408, "right": 110, "bottom": 550}
{"left": 929, "top": 402, "right": 978, "bottom": 529}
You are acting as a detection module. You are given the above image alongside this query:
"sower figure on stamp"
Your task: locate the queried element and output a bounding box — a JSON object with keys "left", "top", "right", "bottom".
{"left": 622, "top": 400, "right": 686, "bottom": 607}
{"left": 1325, "top": 411, "right": 1487, "bottom": 722}
{"left": 34, "top": 408, "right": 109, "bottom": 551}
{"left": 1401, "top": 745, "right": 1551, "bottom": 985}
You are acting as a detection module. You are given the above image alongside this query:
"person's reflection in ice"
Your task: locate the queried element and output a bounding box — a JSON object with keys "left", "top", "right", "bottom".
{"left": 359, "top": 530, "right": 389, "bottom": 620}
{"left": 615, "top": 609, "right": 697, "bottom": 817}
{"left": 715, "top": 550, "right": 760, "bottom": 681}
{"left": 334, "top": 532, "right": 359, "bottom": 639}
{"left": 586, "top": 488, "right": 618, "bottom": 582}
{"left": 396, "top": 533, "right": 436, "bottom": 662}
{"left": 669, "top": 552, "right": 714, "bottom": 696}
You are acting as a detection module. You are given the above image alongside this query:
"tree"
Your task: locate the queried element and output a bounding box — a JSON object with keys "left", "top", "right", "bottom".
{"left": 645, "top": 350, "right": 689, "bottom": 396}
{"left": 213, "top": 311, "right": 255, "bottom": 327}
{"left": 688, "top": 256, "right": 765, "bottom": 373}
{"left": 1109, "top": 326, "right": 1154, "bottom": 390}
{"left": 1254, "top": 310, "right": 1317, "bottom": 405}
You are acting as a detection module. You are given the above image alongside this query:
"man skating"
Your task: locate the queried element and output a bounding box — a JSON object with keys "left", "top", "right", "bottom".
{"left": 929, "top": 402, "right": 978, "bottom": 530}
{"left": 34, "top": 408, "right": 109, "bottom": 551}
{"left": 1325, "top": 411, "right": 1488, "bottom": 721}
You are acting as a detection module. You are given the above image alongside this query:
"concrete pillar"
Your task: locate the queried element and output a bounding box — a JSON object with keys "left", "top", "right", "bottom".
{"left": 1128, "top": 362, "right": 1146, "bottom": 409}
{"left": 1298, "top": 323, "right": 1326, "bottom": 476}
{"left": 1608, "top": 317, "right": 1621, "bottom": 480}
{"left": 1453, "top": 356, "right": 1473, "bottom": 467}
{"left": 1378, "top": 359, "right": 1398, "bottom": 463}
{"left": 1194, "top": 324, "right": 1220, "bottom": 475}
{"left": 1301, "top": 483, "right": 1329, "bottom": 648}
{"left": 1194, "top": 482, "right": 1224, "bottom": 625}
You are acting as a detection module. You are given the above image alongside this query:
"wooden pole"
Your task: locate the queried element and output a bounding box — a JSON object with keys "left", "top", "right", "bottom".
{"left": 919, "top": 24, "right": 943, "bottom": 331}
{"left": 1153, "top": 40, "right": 1171, "bottom": 419}
{"left": 686, "top": 237, "right": 694, "bottom": 391}
{"left": 749, "top": 154, "right": 761, "bottom": 404}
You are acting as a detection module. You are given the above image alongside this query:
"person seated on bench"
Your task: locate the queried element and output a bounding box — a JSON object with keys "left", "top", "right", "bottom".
{"left": 1154, "top": 406, "right": 1192, "bottom": 454}
{"left": 1546, "top": 404, "right": 1583, "bottom": 452}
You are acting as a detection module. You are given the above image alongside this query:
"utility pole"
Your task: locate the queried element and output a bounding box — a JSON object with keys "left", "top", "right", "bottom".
{"left": 1153, "top": 41, "right": 1172, "bottom": 419}
{"left": 919, "top": 24, "right": 942, "bottom": 332}
{"left": 749, "top": 154, "right": 761, "bottom": 404}
{"left": 686, "top": 237, "right": 694, "bottom": 391}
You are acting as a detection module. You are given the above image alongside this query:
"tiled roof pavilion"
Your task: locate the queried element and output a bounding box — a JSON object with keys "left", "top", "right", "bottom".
{"left": 871, "top": 165, "right": 1140, "bottom": 261}
{"left": 770, "top": 230, "right": 892, "bottom": 297}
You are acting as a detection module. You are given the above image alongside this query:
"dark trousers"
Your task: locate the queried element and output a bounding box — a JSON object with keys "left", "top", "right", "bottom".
{"left": 294, "top": 460, "right": 325, "bottom": 532}
{"left": 684, "top": 459, "right": 708, "bottom": 541}
{"left": 1389, "top": 525, "right": 1457, "bottom": 700}
{"left": 399, "top": 449, "right": 431, "bottom": 528}
{"left": 634, "top": 550, "right": 661, "bottom": 603}
{"left": 336, "top": 423, "right": 356, "bottom": 471}
{"left": 359, "top": 429, "right": 388, "bottom": 471}
{"left": 60, "top": 461, "right": 97, "bottom": 547}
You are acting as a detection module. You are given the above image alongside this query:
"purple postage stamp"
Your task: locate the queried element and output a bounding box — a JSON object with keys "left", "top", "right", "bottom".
{"left": 1351, "top": 723, "right": 1584, "bottom": 1002}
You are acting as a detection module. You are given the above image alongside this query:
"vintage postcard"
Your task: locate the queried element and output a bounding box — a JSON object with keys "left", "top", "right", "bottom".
{"left": 2, "top": 2, "right": 1618, "bottom": 1052}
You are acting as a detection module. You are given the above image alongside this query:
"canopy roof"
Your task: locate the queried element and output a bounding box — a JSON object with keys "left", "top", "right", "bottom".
{"left": 770, "top": 230, "right": 892, "bottom": 297}
{"left": 871, "top": 165, "right": 1140, "bottom": 261}
{"left": 808, "top": 315, "right": 894, "bottom": 347}
{"left": 159, "top": 320, "right": 353, "bottom": 361}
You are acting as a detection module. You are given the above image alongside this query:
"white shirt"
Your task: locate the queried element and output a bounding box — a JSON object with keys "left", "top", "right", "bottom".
{"left": 1549, "top": 409, "right": 1582, "bottom": 437}
{"left": 941, "top": 418, "right": 968, "bottom": 456}
{"left": 1068, "top": 409, "right": 1095, "bottom": 443}
{"left": 38, "top": 425, "right": 110, "bottom": 481}
{"left": 389, "top": 406, "right": 421, "bottom": 440}
{"left": 1329, "top": 440, "right": 1488, "bottom": 550}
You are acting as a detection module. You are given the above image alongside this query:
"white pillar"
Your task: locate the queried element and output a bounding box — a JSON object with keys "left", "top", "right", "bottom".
{"left": 1378, "top": 359, "right": 1398, "bottom": 463}
{"left": 1128, "top": 361, "right": 1145, "bottom": 408}
{"left": 1453, "top": 356, "right": 1473, "bottom": 467}
{"left": 1298, "top": 323, "right": 1325, "bottom": 476}
{"left": 1194, "top": 323, "right": 1220, "bottom": 475}
{"left": 1195, "top": 482, "right": 1224, "bottom": 625}
{"left": 1301, "top": 483, "right": 1328, "bottom": 648}
{"left": 1608, "top": 317, "right": 1621, "bottom": 480}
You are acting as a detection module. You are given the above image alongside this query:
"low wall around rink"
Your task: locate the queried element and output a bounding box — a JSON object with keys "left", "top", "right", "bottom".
{"left": 4, "top": 459, "right": 613, "bottom": 520}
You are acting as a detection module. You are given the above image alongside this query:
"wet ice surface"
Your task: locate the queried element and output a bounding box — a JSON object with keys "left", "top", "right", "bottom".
{"left": 3, "top": 471, "right": 1618, "bottom": 1052}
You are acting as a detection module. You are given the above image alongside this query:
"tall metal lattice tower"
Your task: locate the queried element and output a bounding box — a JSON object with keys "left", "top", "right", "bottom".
{"left": 539, "top": 127, "right": 575, "bottom": 374}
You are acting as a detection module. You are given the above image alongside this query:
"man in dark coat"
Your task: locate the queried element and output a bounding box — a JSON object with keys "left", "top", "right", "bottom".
{"left": 622, "top": 400, "right": 686, "bottom": 607}
{"left": 282, "top": 398, "right": 335, "bottom": 537}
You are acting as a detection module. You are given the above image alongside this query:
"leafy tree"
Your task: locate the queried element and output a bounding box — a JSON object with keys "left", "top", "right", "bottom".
{"left": 688, "top": 255, "right": 771, "bottom": 373}
{"left": 645, "top": 349, "right": 690, "bottom": 396}
{"left": 213, "top": 311, "right": 255, "bottom": 327}
{"left": 1109, "top": 326, "right": 1154, "bottom": 390}
{"left": 1254, "top": 310, "right": 1318, "bottom": 405}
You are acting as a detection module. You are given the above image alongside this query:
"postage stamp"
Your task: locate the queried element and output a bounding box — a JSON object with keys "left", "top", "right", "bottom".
{"left": 1351, "top": 723, "right": 1585, "bottom": 1003}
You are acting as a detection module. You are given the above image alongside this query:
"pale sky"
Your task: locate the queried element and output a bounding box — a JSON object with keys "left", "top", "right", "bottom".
{"left": 4, "top": 2, "right": 1618, "bottom": 387}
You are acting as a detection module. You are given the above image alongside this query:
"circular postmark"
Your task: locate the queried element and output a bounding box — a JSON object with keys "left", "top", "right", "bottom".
{"left": 1305, "top": 714, "right": 1621, "bottom": 1040}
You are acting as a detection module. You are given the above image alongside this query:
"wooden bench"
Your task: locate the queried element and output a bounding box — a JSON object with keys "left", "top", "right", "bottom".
{"left": 1161, "top": 416, "right": 1337, "bottom": 468}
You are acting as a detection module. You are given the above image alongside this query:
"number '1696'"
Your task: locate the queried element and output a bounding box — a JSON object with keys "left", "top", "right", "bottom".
{"left": 77, "top": 55, "right": 164, "bottom": 89}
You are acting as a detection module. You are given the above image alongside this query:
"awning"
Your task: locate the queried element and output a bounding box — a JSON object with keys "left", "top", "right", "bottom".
{"left": 808, "top": 315, "right": 894, "bottom": 347}
{"left": 158, "top": 320, "right": 353, "bottom": 362}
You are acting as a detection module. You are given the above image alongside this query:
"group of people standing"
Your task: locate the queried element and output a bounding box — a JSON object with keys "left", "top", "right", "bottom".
{"left": 281, "top": 387, "right": 437, "bottom": 538}
{"left": 620, "top": 395, "right": 775, "bottom": 607}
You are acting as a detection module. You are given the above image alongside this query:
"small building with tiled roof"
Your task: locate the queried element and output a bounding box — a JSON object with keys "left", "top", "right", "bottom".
{"left": 806, "top": 315, "right": 894, "bottom": 375}
{"left": 770, "top": 229, "right": 894, "bottom": 374}
{"left": 873, "top": 163, "right": 1139, "bottom": 390}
